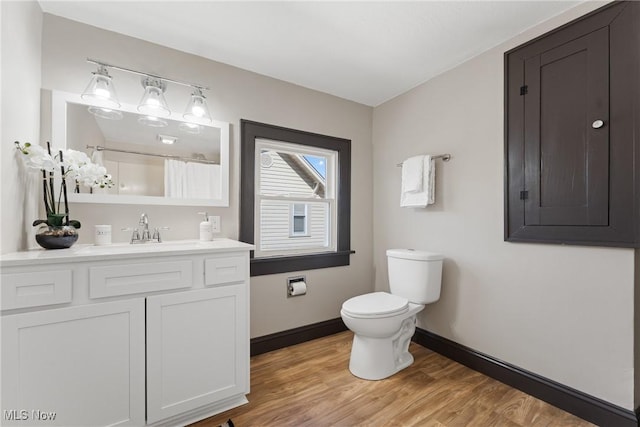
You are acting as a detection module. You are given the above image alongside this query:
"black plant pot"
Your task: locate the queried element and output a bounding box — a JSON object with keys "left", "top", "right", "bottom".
{"left": 35, "top": 225, "right": 78, "bottom": 249}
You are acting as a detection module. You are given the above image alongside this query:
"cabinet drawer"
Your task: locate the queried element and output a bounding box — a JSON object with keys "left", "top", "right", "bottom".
{"left": 89, "top": 260, "right": 193, "bottom": 299}
{"left": 2, "top": 270, "right": 72, "bottom": 310}
{"left": 205, "top": 255, "right": 246, "bottom": 286}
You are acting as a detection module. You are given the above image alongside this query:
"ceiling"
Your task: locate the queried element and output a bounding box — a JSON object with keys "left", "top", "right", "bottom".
{"left": 38, "top": 1, "right": 583, "bottom": 107}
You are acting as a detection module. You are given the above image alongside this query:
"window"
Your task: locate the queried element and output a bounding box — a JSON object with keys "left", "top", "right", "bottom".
{"left": 291, "top": 203, "right": 308, "bottom": 236}
{"left": 256, "top": 139, "right": 335, "bottom": 256}
{"left": 240, "top": 120, "right": 352, "bottom": 276}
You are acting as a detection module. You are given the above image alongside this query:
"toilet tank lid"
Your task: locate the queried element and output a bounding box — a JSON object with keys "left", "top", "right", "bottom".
{"left": 386, "top": 249, "right": 444, "bottom": 261}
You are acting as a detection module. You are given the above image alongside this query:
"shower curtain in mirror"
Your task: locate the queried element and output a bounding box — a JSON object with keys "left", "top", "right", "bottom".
{"left": 164, "top": 159, "right": 221, "bottom": 199}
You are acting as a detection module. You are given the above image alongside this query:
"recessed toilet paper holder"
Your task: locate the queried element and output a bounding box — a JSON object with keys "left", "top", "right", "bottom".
{"left": 287, "top": 275, "right": 307, "bottom": 297}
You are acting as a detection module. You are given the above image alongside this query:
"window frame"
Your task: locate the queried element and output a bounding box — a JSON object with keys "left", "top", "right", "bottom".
{"left": 240, "top": 119, "right": 352, "bottom": 276}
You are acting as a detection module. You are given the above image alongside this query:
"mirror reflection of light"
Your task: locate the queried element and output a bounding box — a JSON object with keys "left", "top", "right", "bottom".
{"left": 88, "top": 106, "right": 123, "bottom": 120}
{"left": 158, "top": 134, "right": 178, "bottom": 145}
{"left": 138, "top": 115, "right": 168, "bottom": 128}
{"left": 179, "top": 122, "right": 201, "bottom": 134}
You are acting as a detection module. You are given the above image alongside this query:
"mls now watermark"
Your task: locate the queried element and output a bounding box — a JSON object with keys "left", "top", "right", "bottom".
{"left": 4, "top": 409, "right": 57, "bottom": 421}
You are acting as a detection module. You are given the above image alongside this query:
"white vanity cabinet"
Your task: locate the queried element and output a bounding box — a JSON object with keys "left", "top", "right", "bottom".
{"left": 146, "top": 285, "right": 248, "bottom": 423}
{"left": 2, "top": 298, "right": 146, "bottom": 426}
{"left": 0, "top": 239, "right": 253, "bottom": 427}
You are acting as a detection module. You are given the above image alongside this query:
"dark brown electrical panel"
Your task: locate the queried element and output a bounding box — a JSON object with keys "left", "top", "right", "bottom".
{"left": 504, "top": 1, "right": 640, "bottom": 247}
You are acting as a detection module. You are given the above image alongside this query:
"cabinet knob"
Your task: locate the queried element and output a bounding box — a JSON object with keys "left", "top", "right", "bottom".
{"left": 592, "top": 119, "right": 605, "bottom": 129}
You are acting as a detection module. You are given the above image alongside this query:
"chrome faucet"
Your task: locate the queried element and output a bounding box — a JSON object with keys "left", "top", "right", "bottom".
{"left": 139, "top": 213, "right": 150, "bottom": 241}
{"left": 124, "top": 213, "right": 168, "bottom": 244}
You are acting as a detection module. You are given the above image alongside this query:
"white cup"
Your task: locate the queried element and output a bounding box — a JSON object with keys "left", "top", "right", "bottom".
{"left": 94, "top": 225, "right": 112, "bottom": 246}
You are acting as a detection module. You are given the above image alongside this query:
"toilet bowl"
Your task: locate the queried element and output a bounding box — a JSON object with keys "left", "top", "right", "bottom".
{"left": 341, "top": 292, "right": 424, "bottom": 380}
{"left": 340, "top": 249, "right": 443, "bottom": 380}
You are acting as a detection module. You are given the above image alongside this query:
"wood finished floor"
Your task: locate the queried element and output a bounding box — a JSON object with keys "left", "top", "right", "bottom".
{"left": 191, "top": 331, "right": 595, "bottom": 427}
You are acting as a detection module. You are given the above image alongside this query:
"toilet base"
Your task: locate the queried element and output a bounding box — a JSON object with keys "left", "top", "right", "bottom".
{"left": 348, "top": 316, "right": 416, "bottom": 380}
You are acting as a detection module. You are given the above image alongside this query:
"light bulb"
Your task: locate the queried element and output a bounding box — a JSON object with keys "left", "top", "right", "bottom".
{"left": 183, "top": 88, "right": 212, "bottom": 123}
{"left": 81, "top": 65, "right": 120, "bottom": 109}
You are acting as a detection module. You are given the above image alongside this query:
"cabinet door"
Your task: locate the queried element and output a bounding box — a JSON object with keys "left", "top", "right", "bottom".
{"left": 523, "top": 27, "right": 609, "bottom": 226}
{"left": 1, "top": 299, "right": 145, "bottom": 427}
{"left": 146, "top": 285, "right": 248, "bottom": 424}
{"left": 505, "top": 1, "right": 639, "bottom": 246}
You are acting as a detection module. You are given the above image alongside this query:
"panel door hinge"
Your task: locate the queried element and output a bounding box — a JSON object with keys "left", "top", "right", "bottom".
{"left": 520, "top": 85, "right": 528, "bottom": 95}
{"left": 520, "top": 190, "right": 529, "bottom": 200}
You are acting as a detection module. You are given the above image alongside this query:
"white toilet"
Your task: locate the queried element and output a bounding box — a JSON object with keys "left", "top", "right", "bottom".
{"left": 340, "top": 249, "right": 443, "bottom": 380}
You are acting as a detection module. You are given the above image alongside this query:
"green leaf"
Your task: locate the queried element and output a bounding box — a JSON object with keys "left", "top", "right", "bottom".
{"left": 32, "top": 219, "right": 48, "bottom": 227}
{"left": 68, "top": 220, "right": 81, "bottom": 229}
{"left": 46, "top": 213, "right": 66, "bottom": 227}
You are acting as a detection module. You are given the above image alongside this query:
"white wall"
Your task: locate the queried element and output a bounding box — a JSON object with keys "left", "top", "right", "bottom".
{"left": 1, "top": 1, "right": 43, "bottom": 254}
{"left": 372, "top": 1, "right": 636, "bottom": 410}
{"left": 34, "top": 14, "right": 373, "bottom": 338}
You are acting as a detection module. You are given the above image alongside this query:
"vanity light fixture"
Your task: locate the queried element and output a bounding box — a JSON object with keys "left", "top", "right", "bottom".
{"left": 82, "top": 59, "right": 212, "bottom": 126}
{"left": 138, "top": 77, "right": 171, "bottom": 117}
{"left": 157, "top": 134, "right": 178, "bottom": 145}
{"left": 81, "top": 65, "right": 121, "bottom": 110}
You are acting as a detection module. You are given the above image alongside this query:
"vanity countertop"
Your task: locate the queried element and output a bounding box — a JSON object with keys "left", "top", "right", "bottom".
{"left": 0, "top": 238, "right": 255, "bottom": 267}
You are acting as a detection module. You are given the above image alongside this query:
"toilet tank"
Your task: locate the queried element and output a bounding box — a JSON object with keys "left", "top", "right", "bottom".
{"left": 386, "top": 249, "right": 443, "bottom": 304}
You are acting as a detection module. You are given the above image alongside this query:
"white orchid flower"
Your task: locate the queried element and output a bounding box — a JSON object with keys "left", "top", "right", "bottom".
{"left": 18, "top": 143, "right": 58, "bottom": 172}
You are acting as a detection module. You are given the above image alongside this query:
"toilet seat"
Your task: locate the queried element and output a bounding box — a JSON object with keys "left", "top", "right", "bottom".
{"left": 342, "top": 292, "right": 409, "bottom": 318}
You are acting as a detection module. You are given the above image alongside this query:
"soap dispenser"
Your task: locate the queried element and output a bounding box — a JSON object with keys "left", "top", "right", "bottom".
{"left": 198, "top": 212, "right": 213, "bottom": 241}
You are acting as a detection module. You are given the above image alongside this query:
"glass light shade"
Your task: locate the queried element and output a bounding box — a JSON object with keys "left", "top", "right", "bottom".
{"left": 81, "top": 66, "right": 120, "bottom": 109}
{"left": 138, "top": 78, "right": 171, "bottom": 117}
{"left": 183, "top": 89, "right": 212, "bottom": 123}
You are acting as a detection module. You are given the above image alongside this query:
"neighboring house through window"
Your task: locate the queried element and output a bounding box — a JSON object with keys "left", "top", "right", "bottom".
{"left": 240, "top": 120, "right": 352, "bottom": 276}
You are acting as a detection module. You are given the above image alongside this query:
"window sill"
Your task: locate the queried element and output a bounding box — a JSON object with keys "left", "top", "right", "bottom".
{"left": 250, "top": 250, "right": 355, "bottom": 276}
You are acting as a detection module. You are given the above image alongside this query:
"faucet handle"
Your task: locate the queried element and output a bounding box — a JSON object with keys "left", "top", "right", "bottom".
{"left": 152, "top": 226, "right": 170, "bottom": 242}
{"left": 122, "top": 227, "right": 140, "bottom": 244}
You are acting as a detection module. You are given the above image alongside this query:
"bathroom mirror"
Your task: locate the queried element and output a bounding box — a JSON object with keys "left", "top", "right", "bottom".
{"left": 50, "top": 90, "right": 229, "bottom": 206}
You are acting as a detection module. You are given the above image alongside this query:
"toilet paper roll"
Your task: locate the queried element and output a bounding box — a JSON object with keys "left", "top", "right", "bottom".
{"left": 289, "top": 281, "right": 307, "bottom": 296}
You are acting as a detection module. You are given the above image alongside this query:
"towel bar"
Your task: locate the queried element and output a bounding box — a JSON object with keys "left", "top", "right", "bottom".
{"left": 396, "top": 154, "right": 451, "bottom": 167}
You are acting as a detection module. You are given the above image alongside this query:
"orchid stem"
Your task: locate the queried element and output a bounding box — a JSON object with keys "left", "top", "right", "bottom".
{"left": 41, "top": 171, "right": 51, "bottom": 215}
{"left": 46, "top": 142, "right": 56, "bottom": 215}
{"left": 58, "top": 150, "right": 70, "bottom": 226}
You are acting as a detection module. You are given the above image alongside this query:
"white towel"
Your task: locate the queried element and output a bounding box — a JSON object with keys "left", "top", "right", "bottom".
{"left": 400, "top": 155, "right": 435, "bottom": 207}
{"left": 91, "top": 149, "right": 104, "bottom": 166}
{"left": 401, "top": 155, "right": 424, "bottom": 193}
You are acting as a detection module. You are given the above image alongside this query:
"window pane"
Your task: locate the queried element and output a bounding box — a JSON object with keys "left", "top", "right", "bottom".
{"left": 293, "top": 203, "right": 306, "bottom": 216}
{"left": 293, "top": 216, "right": 306, "bottom": 233}
{"left": 259, "top": 199, "right": 329, "bottom": 252}
{"left": 259, "top": 149, "right": 327, "bottom": 199}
